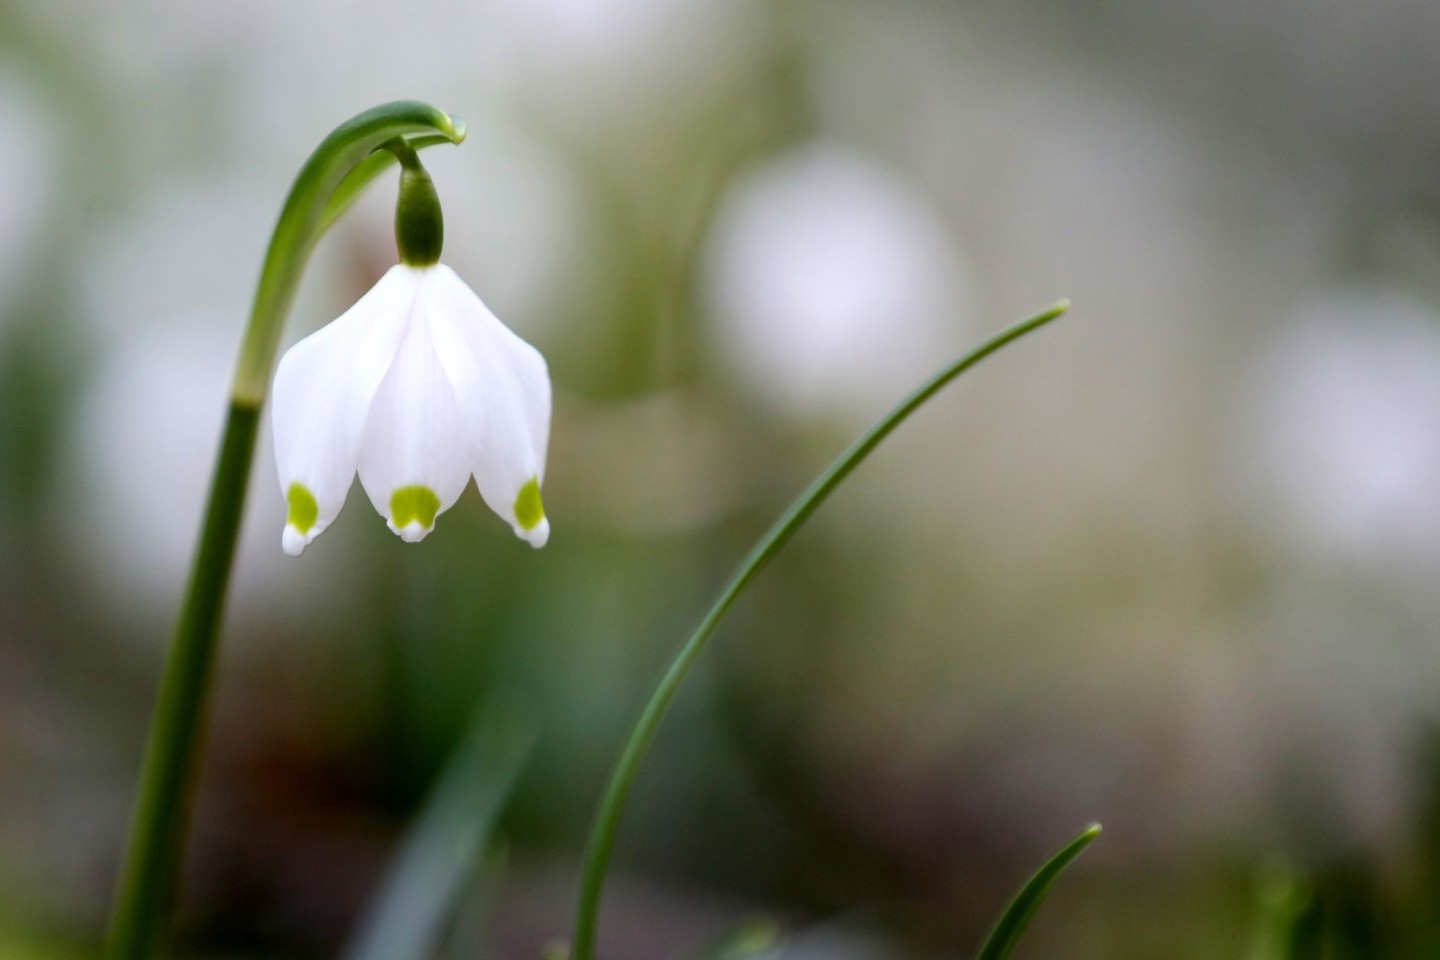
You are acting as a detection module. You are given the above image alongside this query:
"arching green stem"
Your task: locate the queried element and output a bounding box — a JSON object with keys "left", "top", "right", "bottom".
{"left": 571, "top": 301, "right": 1071, "bottom": 960}
{"left": 105, "top": 101, "right": 464, "bottom": 960}
{"left": 319, "top": 134, "right": 456, "bottom": 236}
{"left": 232, "top": 102, "right": 465, "bottom": 405}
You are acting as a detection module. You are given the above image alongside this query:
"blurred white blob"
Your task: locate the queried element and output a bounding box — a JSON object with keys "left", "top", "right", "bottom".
{"left": 1231, "top": 287, "right": 1440, "bottom": 567}
{"left": 62, "top": 321, "right": 348, "bottom": 633}
{"left": 0, "top": 73, "right": 60, "bottom": 320}
{"left": 703, "top": 144, "right": 971, "bottom": 420}
{"left": 79, "top": 177, "right": 277, "bottom": 345}
{"left": 14, "top": 0, "right": 275, "bottom": 83}
{"left": 507, "top": 0, "right": 698, "bottom": 68}
{"left": 66, "top": 175, "right": 355, "bottom": 629}
{"left": 496, "top": 0, "right": 755, "bottom": 135}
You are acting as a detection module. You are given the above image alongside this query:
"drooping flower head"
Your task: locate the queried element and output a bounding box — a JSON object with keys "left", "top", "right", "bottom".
{"left": 272, "top": 142, "right": 550, "bottom": 555}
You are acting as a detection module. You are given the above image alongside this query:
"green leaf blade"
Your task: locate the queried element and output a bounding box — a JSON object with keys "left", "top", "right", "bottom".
{"left": 975, "top": 822, "right": 1101, "bottom": 960}
{"left": 571, "top": 301, "right": 1070, "bottom": 960}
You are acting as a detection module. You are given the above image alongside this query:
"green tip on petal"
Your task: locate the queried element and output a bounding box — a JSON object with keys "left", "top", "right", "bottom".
{"left": 287, "top": 483, "right": 319, "bottom": 534}
{"left": 283, "top": 483, "right": 322, "bottom": 556}
{"left": 390, "top": 485, "right": 441, "bottom": 542}
{"left": 515, "top": 477, "right": 545, "bottom": 532}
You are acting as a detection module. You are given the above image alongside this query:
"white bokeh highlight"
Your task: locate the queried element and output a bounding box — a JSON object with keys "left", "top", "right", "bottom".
{"left": 1231, "top": 286, "right": 1440, "bottom": 567}
{"left": 0, "top": 74, "right": 60, "bottom": 324}
{"left": 63, "top": 175, "right": 351, "bottom": 626}
{"left": 61, "top": 322, "right": 338, "bottom": 629}
{"left": 704, "top": 144, "right": 972, "bottom": 420}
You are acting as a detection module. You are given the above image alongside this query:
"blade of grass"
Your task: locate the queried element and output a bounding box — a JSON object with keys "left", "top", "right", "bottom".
{"left": 572, "top": 301, "right": 1071, "bottom": 960}
{"left": 344, "top": 703, "right": 534, "bottom": 960}
{"left": 975, "top": 823, "right": 1101, "bottom": 960}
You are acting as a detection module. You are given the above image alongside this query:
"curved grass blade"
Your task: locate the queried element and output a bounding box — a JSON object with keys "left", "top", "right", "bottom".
{"left": 572, "top": 301, "right": 1071, "bottom": 960}
{"left": 975, "top": 823, "right": 1100, "bottom": 960}
{"left": 345, "top": 702, "right": 534, "bottom": 960}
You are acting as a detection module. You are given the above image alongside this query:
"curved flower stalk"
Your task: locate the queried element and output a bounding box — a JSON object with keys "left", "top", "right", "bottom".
{"left": 106, "top": 102, "right": 466, "bottom": 960}
{"left": 272, "top": 141, "right": 550, "bottom": 554}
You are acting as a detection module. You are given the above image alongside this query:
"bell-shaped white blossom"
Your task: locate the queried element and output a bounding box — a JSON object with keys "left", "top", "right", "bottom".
{"left": 272, "top": 263, "right": 550, "bottom": 555}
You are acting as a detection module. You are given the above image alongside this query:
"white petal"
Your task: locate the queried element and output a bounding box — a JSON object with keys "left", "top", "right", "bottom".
{"left": 425, "top": 265, "right": 553, "bottom": 547}
{"left": 356, "top": 269, "right": 473, "bottom": 542}
{"left": 271, "top": 265, "right": 416, "bottom": 555}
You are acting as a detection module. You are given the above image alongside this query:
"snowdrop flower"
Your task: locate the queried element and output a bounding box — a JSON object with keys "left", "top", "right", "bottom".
{"left": 272, "top": 144, "right": 551, "bottom": 555}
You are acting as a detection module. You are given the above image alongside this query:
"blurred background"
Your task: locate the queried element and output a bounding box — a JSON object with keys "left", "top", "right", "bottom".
{"left": 4, "top": 0, "right": 1440, "bottom": 957}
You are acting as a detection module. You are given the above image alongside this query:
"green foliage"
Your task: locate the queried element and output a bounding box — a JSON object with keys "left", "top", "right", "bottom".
{"left": 571, "top": 302, "right": 1070, "bottom": 960}
{"left": 975, "top": 823, "right": 1101, "bottom": 960}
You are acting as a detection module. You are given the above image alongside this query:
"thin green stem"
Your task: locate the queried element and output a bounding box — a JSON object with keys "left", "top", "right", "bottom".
{"left": 104, "top": 404, "right": 258, "bottom": 960}
{"left": 571, "top": 301, "right": 1071, "bottom": 960}
{"left": 105, "top": 102, "right": 464, "bottom": 960}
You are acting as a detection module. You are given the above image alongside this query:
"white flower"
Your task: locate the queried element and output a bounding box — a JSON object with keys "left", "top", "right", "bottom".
{"left": 272, "top": 263, "right": 551, "bottom": 556}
